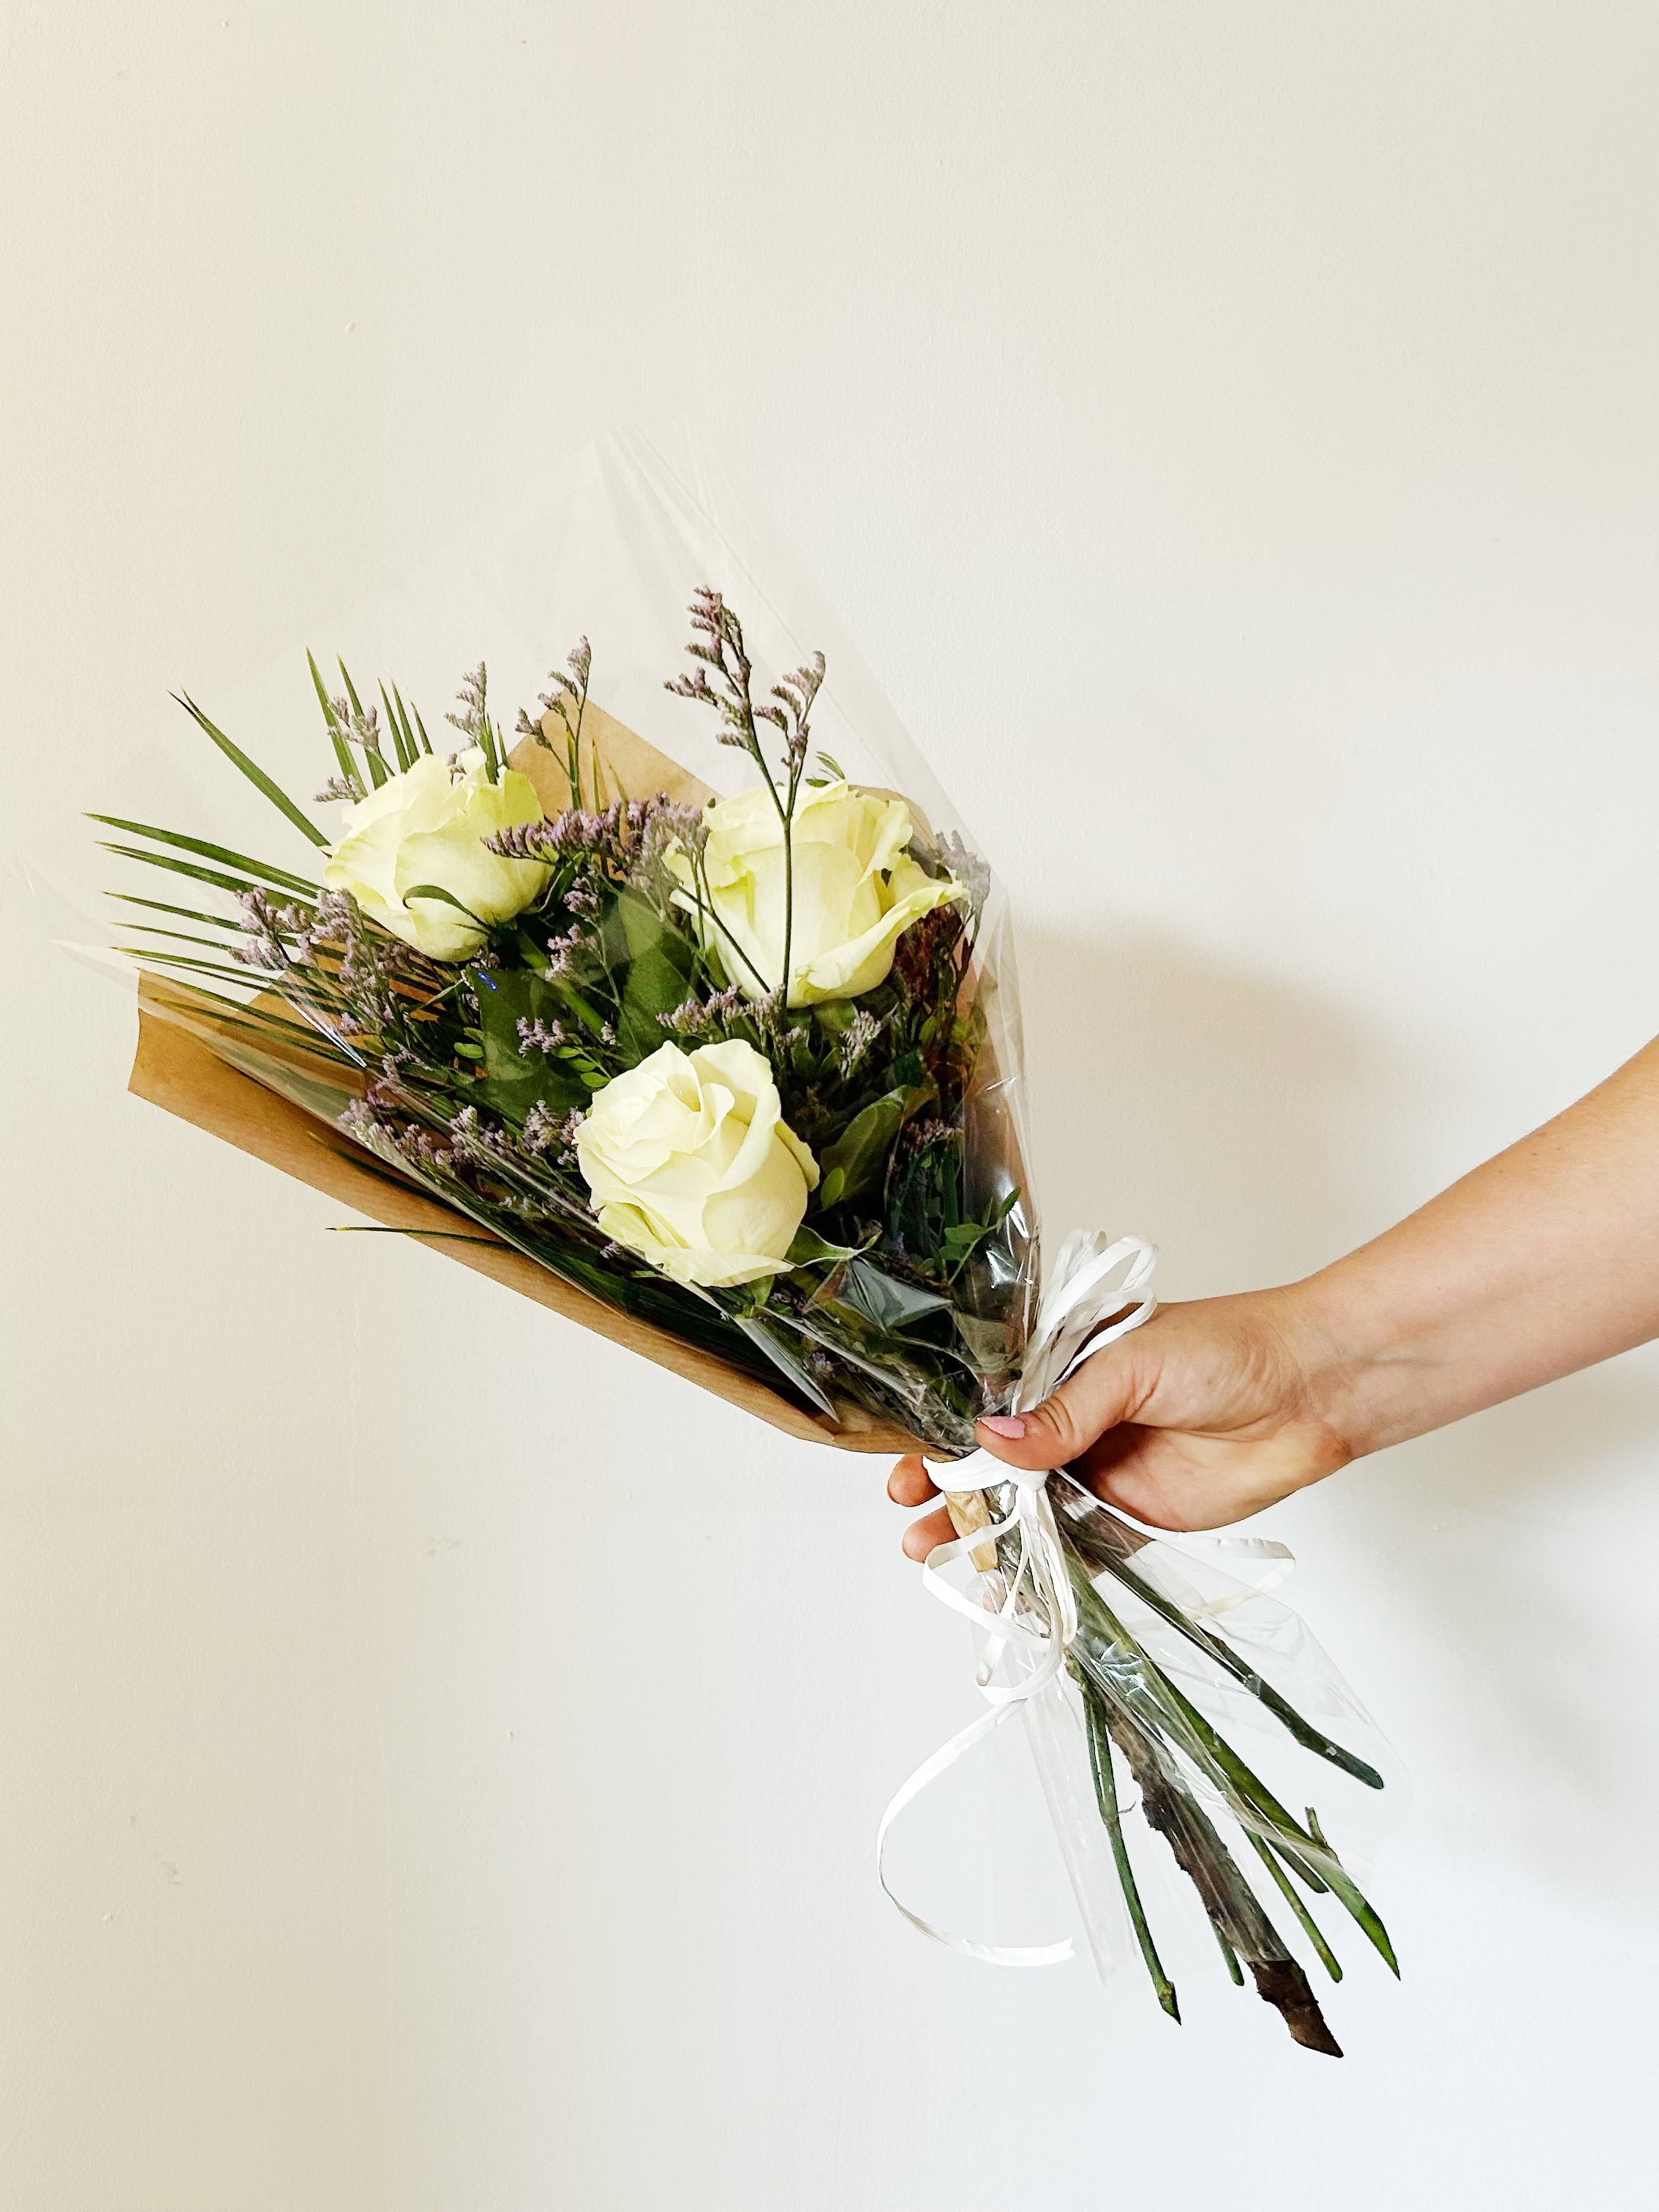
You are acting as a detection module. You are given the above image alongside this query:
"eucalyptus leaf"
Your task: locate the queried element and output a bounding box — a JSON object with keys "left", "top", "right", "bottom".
{"left": 786, "top": 1224, "right": 863, "bottom": 1268}
{"left": 606, "top": 889, "right": 696, "bottom": 1062}
{"left": 472, "top": 967, "right": 592, "bottom": 1122}
{"left": 816, "top": 1090, "right": 906, "bottom": 1210}
{"left": 830, "top": 1257, "right": 955, "bottom": 1343}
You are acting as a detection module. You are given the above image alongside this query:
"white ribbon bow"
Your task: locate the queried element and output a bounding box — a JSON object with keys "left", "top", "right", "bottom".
{"left": 876, "top": 1230, "right": 1293, "bottom": 1968}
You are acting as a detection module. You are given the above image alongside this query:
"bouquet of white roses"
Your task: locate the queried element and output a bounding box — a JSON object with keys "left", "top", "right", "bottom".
{"left": 102, "top": 433, "right": 1399, "bottom": 2052}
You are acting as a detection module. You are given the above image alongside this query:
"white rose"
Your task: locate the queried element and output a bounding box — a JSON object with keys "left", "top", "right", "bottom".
{"left": 666, "top": 780, "right": 962, "bottom": 1007}
{"left": 575, "top": 1039, "right": 819, "bottom": 1289}
{"left": 323, "top": 749, "right": 552, "bottom": 961}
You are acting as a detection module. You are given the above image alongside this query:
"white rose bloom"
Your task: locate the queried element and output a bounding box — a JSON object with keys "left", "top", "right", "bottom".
{"left": 666, "top": 780, "right": 963, "bottom": 1007}
{"left": 323, "top": 748, "right": 552, "bottom": 961}
{"left": 575, "top": 1039, "right": 819, "bottom": 1289}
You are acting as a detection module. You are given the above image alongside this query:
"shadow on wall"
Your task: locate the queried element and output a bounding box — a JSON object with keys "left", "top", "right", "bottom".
{"left": 1017, "top": 923, "right": 1659, "bottom": 1909}
{"left": 1017, "top": 922, "right": 1393, "bottom": 1295}
{"left": 1360, "top": 1372, "right": 1659, "bottom": 1908}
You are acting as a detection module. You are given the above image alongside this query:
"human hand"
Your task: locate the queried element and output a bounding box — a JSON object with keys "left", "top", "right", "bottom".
{"left": 889, "top": 1287, "right": 1358, "bottom": 1557}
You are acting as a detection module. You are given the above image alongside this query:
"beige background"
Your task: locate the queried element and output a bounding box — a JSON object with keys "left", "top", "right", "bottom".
{"left": 6, "top": 4, "right": 1659, "bottom": 2206}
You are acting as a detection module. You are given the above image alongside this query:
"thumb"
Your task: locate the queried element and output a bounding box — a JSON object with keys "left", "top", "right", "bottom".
{"left": 974, "top": 1338, "right": 1146, "bottom": 1473}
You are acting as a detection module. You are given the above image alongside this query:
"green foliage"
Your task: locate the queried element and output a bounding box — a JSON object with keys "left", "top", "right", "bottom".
{"left": 605, "top": 889, "right": 697, "bottom": 1062}
{"left": 173, "top": 693, "right": 331, "bottom": 848}
{"left": 816, "top": 1084, "right": 929, "bottom": 1208}
{"left": 89, "top": 816, "right": 319, "bottom": 898}
{"left": 473, "top": 968, "right": 593, "bottom": 1121}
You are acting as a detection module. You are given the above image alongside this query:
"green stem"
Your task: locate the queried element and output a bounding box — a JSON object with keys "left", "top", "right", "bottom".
{"left": 1151, "top": 1666, "right": 1399, "bottom": 1978}
{"left": 1076, "top": 1669, "right": 1179, "bottom": 2021}
{"left": 1069, "top": 1556, "right": 1399, "bottom": 1979}
{"left": 1061, "top": 1496, "right": 1385, "bottom": 1789}
{"left": 688, "top": 854, "right": 771, "bottom": 995}
{"left": 780, "top": 760, "right": 800, "bottom": 1008}
{"left": 1247, "top": 1832, "right": 1343, "bottom": 1982}
{"left": 1211, "top": 1923, "right": 1246, "bottom": 1985}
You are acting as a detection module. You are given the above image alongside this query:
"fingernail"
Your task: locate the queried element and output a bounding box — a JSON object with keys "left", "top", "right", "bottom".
{"left": 977, "top": 1415, "right": 1026, "bottom": 1439}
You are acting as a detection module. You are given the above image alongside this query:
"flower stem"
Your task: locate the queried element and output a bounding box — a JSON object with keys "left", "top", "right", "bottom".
{"left": 1077, "top": 1668, "right": 1178, "bottom": 2020}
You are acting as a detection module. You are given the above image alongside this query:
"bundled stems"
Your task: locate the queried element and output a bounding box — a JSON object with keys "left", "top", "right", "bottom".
{"left": 982, "top": 1483, "right": 1399, "bottom": 2053}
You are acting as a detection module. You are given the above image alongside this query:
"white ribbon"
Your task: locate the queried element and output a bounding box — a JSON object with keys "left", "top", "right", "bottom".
{"left": 876, "top": 1233, "right": 1156, "bottom": 1965}
{"left": 876, "top": 1230, "right": 1297, "bottom": 1968}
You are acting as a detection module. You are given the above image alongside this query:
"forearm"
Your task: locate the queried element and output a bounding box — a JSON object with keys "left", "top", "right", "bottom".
{"left": 1292, "top": 1037, "right": 1659, "bottom": 1456}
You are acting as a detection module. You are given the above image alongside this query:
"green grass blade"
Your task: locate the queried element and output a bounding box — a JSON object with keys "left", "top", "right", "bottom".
{"left": 1063, "top": 1496, "right": 1385, "bottom": 1789}
{"left": 379, "top": 682, "right": 415, "bottom": 772}
{"left": 1128, "top": 1628, "right": 1400, "bottom": 1977}
{"left": 122, "top": 922, "right": 255, "bottom": 952}
{"left": 139, "top": 977, "right": 359, "bottom": 1063}
{"left": 391, "top": 684, "right": 425, "bottom": 760}
{"left": 309, "top": 648, "right": 362, "bottom": 794}
{"left": 121, "top": 948, "right": 268, "bottom": 988}
{"left": 174, "top": 693, "right": 328, "bottom": 849}
{"left": 111, "top": 892, "right": 243, "bottom": 932}
{"left": 1069, "top": 1560, "right": 1400, "bottom": 1980}
{"left": 99, "top": 842, "right": 315, "bottom": 902}
{"left": 411, "top": 701, "right": 434, "bottom": 754}
{"left": 339, "top": 661, "right": 388, "bottom": 787}
{"left": 89, "top": 816, "right": 320, "bottom": 897}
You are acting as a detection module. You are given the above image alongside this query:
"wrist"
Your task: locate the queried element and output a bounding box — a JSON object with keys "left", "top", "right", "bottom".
{"left": 1271, "top": 1268, "right": 1440, "bottom": 1462}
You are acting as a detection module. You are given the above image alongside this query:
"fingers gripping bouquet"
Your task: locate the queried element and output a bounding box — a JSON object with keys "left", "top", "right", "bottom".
{"left": 103, "top": 451, "right": 1398, "bottom": 2055}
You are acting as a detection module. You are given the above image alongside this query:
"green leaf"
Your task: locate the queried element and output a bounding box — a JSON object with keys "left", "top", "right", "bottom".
{"left": 121, "top": 947, "right": 263, "bottom": 988}
{"left": 380, "top": 681, "right": 415, "bottom": 772}
{"left": 338, "top": 660, "right": 388, "bottom": 788}
{"left": 309, "top": 648, "right": 361, "bottom": 794}
{"left": 785, "top": 1224, "right": 863, "bottom": 1268}
{"left": 97, "top": 842, "right": 312, "bottom": 903}
{"left": 402, "top": 883, "right": 485, "bottom": 925}
{"left": 124, "top": 920, "right": 249, "bottom": 950}
{"left": 732, "top": 1314, "right": 838, "bottom": 1418}
{"left": 90, "top": 816, "right": 320, "bottom": 897}
{"left": 135, "top": 974, "right": 358, "bottom": 1063}
{"left": 111, "top": 892, "right": 244, "bottom": 932}
{"left": 391, "top": 682, "right": 425, "bottom": 763}
{"left": 606, "top": 889, "right": 696, "bottom": 1061}
{"left": 814, "top": 1082, "right": 931, "bottom": 1211}
{"left": 173, "top": 693, "right": 330, "bottom": 849}
{"left": 471, "top": 966, "right": 592, "bottom": 1122}
{"left": 830, "top": 1257, "right": 952, "bottom": 1337}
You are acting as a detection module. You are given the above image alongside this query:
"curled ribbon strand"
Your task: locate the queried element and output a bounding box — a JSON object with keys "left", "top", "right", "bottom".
{"left": 876, "top": 1232, "right": 1296, "bottom": 1968}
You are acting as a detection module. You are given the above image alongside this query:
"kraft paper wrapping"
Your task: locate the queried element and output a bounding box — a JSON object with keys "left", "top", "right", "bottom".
{"left": 125, "top": 702, "right": 925, "bottom": 1456}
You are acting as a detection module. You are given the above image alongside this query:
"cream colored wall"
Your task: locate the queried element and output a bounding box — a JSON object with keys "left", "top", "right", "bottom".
{"left": 5, "top": 4, "right": 1659, "bottom": 2207}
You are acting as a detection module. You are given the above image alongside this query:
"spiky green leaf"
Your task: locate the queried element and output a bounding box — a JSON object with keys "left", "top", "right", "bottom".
{"left": 174, "top": 693, "right": 329, "bottom": 849}
{"left": 89, "top": 816, "right": 320, "bottom": 897}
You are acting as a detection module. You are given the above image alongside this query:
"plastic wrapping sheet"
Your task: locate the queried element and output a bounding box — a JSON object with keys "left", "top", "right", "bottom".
{"left": 53, "top": 424, "right": 1400, "bottom": 2037}
{"left": 72, "top": 423, "right": 1037, "bottom": 1455}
